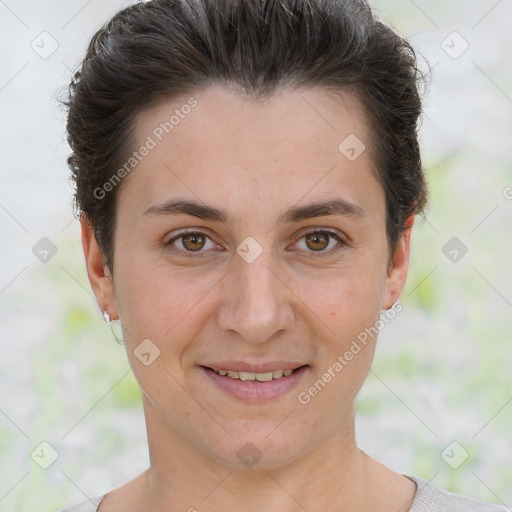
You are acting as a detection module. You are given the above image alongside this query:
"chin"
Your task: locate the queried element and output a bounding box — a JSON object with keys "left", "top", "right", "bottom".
{"left": 202, "top": 421, "right": 309, "bottom": 470}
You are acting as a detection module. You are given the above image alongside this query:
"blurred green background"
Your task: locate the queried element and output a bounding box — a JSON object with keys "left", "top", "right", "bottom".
{"left": 0, "top": 0, "right": 511, "bottom": 511}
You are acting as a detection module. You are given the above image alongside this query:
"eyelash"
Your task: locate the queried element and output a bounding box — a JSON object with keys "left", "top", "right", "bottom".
{"left": 164, "top": 228, "right": 347, "bottom": 258}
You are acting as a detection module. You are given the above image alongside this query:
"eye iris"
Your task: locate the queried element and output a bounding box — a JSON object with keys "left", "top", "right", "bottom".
{"left": 306, "top": 232, "right": 329, "bottom": 251}
{"left": 182, "top": 233, "right": 205, "bottom": 251}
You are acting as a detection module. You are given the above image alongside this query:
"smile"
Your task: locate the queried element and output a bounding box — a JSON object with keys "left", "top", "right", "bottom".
{"left": 201, "top": 365, "right": 310, "bottom": 402}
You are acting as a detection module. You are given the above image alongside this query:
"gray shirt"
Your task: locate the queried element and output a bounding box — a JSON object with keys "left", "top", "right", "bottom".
{"left": 59, "top": 474, "right": 510, "bottom": 511}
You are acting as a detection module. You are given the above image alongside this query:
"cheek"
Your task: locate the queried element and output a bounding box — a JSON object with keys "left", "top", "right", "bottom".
{"left": 296, "top": 260, "right": 385, "bottom": 340}
{"left": 114, "top": 256, "right": 222, "bottom": 350}
{"left": 114, "top": 262, "right": 218, "bottom": 410}
{"left": 294, "top": 267, "right": 383, "bottom": 418}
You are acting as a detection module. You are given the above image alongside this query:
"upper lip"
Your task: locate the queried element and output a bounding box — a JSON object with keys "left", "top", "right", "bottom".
{"left": 201, "top": 361, "right": 308, "bottom": 373}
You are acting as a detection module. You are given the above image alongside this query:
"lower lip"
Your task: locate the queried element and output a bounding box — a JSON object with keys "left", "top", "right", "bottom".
{"left": 201, "top": 366, "right": 310, "bottom": 403}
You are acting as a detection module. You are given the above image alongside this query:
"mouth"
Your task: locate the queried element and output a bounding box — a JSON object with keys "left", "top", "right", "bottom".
{"left": 199, "top": 364, "right": 310, "bottom": 402}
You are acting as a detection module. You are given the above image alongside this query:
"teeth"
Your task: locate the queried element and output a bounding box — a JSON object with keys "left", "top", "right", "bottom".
{"left": 211, "top": 368, "right": 298, "bottom": 381}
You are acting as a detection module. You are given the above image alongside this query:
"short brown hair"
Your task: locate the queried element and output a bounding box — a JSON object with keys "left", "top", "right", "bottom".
{"left": 65, "top": 0, "right": 429, "bottom": 275}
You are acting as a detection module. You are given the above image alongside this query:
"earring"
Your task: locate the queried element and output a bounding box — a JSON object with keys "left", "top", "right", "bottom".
{"left": 102, "top": 309, "right": 123, "bottom": 344}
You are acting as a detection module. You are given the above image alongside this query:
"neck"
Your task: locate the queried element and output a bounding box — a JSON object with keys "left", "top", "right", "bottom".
{"left": 138, "top": 400, "right": 379, "bottom": 512}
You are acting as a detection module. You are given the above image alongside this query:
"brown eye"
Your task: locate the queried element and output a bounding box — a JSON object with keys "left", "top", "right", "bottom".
{"left": 165, "top": 230, "right": 222, "bottom": 257}
{"left": 181, "top": 233, "right": 206, "bottom": 251}
{"left": 305, "top": 232, "right": 330, "bottom": 251}
{"left": 292, "top": 229, "right": 346, "bottom": 257}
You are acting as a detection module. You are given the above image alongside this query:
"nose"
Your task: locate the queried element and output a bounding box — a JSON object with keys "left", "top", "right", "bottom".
{"left": 217, "top": 248, "right": 295, "bottom": 344}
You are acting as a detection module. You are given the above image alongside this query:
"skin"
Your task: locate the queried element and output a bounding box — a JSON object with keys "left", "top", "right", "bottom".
{"left": 82, "top": 85, "right": 417, "bottom": 512}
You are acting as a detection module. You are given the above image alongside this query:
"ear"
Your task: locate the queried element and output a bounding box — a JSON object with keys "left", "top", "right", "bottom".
{"left": 80, "top": 214, "right": 119, "bottom": 320}
{"left": 382, "top": 213, "right": 415, "bottom": 310}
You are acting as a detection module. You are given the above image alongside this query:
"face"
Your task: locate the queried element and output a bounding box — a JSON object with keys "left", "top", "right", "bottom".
{"left": 83, "top": 85, "right": 412, "bottom": 469}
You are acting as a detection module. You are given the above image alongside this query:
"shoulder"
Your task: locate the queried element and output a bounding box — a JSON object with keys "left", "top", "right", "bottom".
{"left": 407, "top": 475, "right": 510, "bottom": 512}
{"left": 58, "top": 494, "right": 106, "bottom": 512}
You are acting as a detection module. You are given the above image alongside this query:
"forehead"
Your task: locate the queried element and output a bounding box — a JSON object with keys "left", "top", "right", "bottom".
{"left": 121, "top": 85, "right": 384, "bottom": 224}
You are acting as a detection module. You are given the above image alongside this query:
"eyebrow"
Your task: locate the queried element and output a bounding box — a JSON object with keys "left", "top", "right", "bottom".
{"left": 143, "top": 197, "right": 365, "bottom": 224}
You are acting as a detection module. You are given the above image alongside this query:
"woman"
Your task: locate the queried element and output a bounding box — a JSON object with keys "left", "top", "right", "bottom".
{"left": 60, "top": 0, "right": 508, "bottom": 510}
